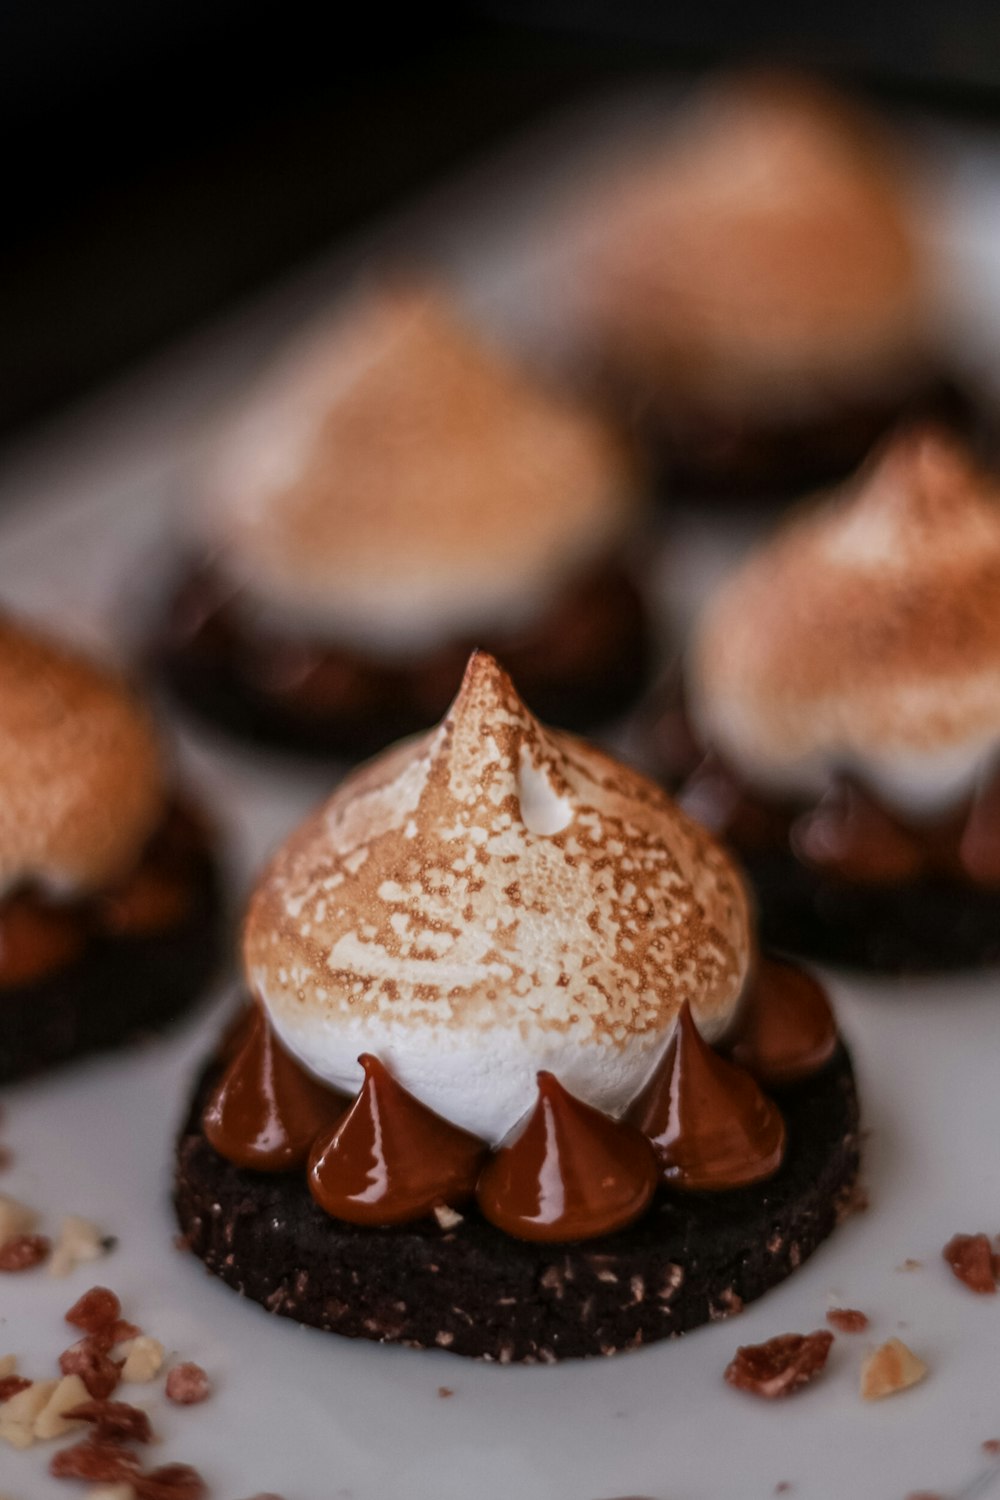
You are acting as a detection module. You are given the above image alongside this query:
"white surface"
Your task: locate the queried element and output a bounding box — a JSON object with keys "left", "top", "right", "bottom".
{"left": 3, "top": 91, "right": 1000, "bottom": 1500}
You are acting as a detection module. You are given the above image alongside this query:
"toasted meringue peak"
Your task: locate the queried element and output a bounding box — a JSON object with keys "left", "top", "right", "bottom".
{"left": 0, "top": 614, "right": 165, "bottom": 897}
{"left": 246, "top": 651, "right": 750, "bottom": 1141}
{"left": 691, "top": 427, "right": 1000, "bottom": 809}
{"left": 196, "top": 286, "right": 642, "bottom": 654}
{"left": 577, "top": 72, "right": 930, "bottom": 416}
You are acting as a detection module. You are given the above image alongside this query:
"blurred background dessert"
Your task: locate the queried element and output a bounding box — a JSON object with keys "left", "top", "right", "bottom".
{"left": 156, "top": 285, "right": 653, "bottom": 758}
{"left": 0, "top": 610, "right": 221, "bottom": 1082}
{"left": 659, "top": 425, "right": 1000, "bottom": 971}
{"left": 568, "top": 71, "right": 972, "bottom": 497}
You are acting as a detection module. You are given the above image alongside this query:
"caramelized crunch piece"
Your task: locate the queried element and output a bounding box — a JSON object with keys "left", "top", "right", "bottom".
{"left": 826, "top": 1307, "right": 869, "bottom": 1333}
{"left": 942, "top": 1233, "right": 997, "bottom": 1295}
{"left": 0, "top": 1233, "right": 51, "bottom": 1271}
{"left": 725, "top": 1330, "right": 834, "bottom": 1398}
{"left": 134, "top": 1463, "right": 208, "bottom": 1499}
{"left": 65, "top": 1397, "right": 153, "bottom": 1444}
{"left": 59, "top": 1340, "right": 123, "bottom": 1400}
{"left": 50, "top": 1438, "right": 142, "bottom": 1481}
{"left": 164, "top": 1364, "right": 210, "bottom": 1406}
{"left": 66, "top": 1287, "right": 123, "bottom": 1334}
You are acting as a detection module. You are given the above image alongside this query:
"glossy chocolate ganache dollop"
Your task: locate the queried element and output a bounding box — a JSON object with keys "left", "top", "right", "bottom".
{"left": 204, "top": 652, "right": 843, "bottom": 1242}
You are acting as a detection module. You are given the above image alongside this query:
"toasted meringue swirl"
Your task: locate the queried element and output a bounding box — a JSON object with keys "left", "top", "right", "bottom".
{"left": 578, "top": 72, "right": 931, "bottom": 418}
{"left": 691, "top": 427, "right": 1000, "bottom": 812}
{"left": 246, "top": 652, "right": 750, "bottom": 1141}
{"left": 196, "top": 287, "right": 642, "bottom": 655}
{"left": 0, "top": 614, "right": 164, "bottom": 897}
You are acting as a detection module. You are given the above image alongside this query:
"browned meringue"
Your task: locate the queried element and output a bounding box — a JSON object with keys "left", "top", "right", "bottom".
{"left": 195, "top": 286, "right": 643, "bottom": 654}
{"left": 690, "top": 427, "right": 1000, "bottom": 810}
{"left": 577, "top": 72, "right": 931, "bottom": 418}
{"left": 0, "top": 615, "right": 164, "bottom": 896}
{"left": 244, "top": 651, "right": 750, "bottom": 1143}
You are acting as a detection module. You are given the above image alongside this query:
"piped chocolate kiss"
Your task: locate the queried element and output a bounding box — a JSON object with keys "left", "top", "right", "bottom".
{"left": 726, "top": 956, "right": 838, "bottom": 1087}
{"left": 307, "top": 1054, "right": 487, "bottom": 1226}
{"left": 627, "top": 1002, "right": 786, "bottom": 1191}
{"left": 476, "top": 1071, "right": 659, "bottom": 1242}
{"left": 203, "top": 1007, "right": 346, "bottom": 1172}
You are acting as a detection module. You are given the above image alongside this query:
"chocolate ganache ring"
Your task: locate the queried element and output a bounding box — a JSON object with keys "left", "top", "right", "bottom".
{"left": 174, "top": 651, "right": 861, "bottom": 1359}
{"left": 156, "top": 286, "right": 653, "bottom": 759}
{"left": 0, "top": 613, "right": 223, "bottom": 1084}
{"left": 667, "top": 425, "right": 1000, "bottom": 972}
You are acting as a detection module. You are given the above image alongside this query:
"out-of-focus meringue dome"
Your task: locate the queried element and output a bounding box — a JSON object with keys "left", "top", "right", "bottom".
{"left": 245, "top": 651, "right": 750, "bottom": 1143}
{"left": 577, "top": 72, "right": 932, "bottom": 417}
{"left": 690, "top": 427, "right": 1000, "bottom": 811}
{"left": 0, "top": 614, "right": 164, "bottom": 897}
{"left": 195, "top": 286, "right": 643, "bottom": 656}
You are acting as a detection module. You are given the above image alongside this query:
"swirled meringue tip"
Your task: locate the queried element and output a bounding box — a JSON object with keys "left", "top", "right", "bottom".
{"left": 245, "top": 650, "right": 751, "bottom": 1142}
{"left": 0, "top": 612, "right": 165, "bottom": 898}
{"left": 195, "top": 284, "right": 644, "bottom": 656}
{"left": 578, "top": 70, "right": 930, "bottom": 416}
{"left": 690, "top": 425, "right": 1000, "bottom": 810}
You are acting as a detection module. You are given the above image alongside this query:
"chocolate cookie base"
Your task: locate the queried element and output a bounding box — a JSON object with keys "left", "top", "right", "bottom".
{"left": 156, "top": 563, "right": 653, "bottom": 761}
{"left": 0, "top": 852, "right": 223, "bottom": 1085}
{"left": 743, "top": 845, "right": 1000, "bottom": 974}
{"left": 174, "top": 1045, "right": 860, "bottom": 1363}
{"left": 650, "top": 375, "right": 980, "bottom": 500}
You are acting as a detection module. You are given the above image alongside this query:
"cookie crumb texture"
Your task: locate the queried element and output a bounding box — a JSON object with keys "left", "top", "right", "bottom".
{"left": 174, "top": 1047, "right": 859, "bottom": 1362}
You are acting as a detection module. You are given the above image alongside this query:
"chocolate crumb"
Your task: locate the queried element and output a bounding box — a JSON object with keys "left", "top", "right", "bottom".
{"left": 983, "top": 1439, "right": 1000, "bottom": 1456}
{"left": 437, "top": 1386, "right": 454, "bottom": 1399}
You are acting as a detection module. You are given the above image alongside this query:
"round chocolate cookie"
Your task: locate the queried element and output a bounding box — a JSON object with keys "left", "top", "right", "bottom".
{"left": 743, "top": 846, "right": 1000, "bottom": 974}
{"left": 174, "top": 1044, "right": 860, "bottom": 1363}
{"left": 0, "top": 827, "right": 223, "bottom": 1085}
{"left": 156, "top": 561, "right": 652, "bottom": 761}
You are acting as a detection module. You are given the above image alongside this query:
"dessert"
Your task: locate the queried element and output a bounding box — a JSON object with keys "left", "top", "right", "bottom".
{"left": 572, "top": 71, "right": 967, "bottom": 496}
{"left": 660, "top": 424, "right": 1000, "bottom": 971}
{"left": 158, "top": 286, "right": 652, "bottom": 758}
{"left": 0, "top": 613, "right": 221, "bottom": 1082}
{"left": 175, "top": 651, "right": 860, "bottom": 1362}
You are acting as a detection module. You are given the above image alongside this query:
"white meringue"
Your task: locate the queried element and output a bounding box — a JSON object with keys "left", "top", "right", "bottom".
{"left": 690, "top": 427, "right": 1000, "bottom": 814}
{"left": 576, "top": 71, "right": 932, "bottom": 420}
{"left": 0, "top": 614, "right": 164, "bottom": 897}
{"left": 246, "top": 652, "right": 750, "bottom": 1142}
{"left": 195, "top": 286, "right": 642, "bottom": 656}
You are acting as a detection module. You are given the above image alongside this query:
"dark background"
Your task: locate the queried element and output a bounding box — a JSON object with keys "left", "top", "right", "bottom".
{"left": 5, "top": 1, "right": 1000, "bottom": 441}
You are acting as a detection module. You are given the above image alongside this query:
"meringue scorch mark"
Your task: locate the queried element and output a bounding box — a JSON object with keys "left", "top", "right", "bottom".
{"left": 245, "top": 651, "right": 750, "bottom": 1143}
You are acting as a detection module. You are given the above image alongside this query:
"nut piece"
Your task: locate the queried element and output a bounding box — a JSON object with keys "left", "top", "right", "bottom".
{"left": 0, "top": 1193, "right": 38, "bottom": 1244}
{"left": 33, "top": 1373, "right": 90, "bottom": 1440}
{"left": 85, "top": 1488, "right": 137, "bottom": 1500}
{"left": 165, "top": 1362, "right": 211, "bottom": 1406}
{"left": 860, "top": 1337, "right": 928, "bottom": 1400}
{"left": 120, "top": 1335, "right": 164, "bottom": 1384}
{"left": 0, "top": 1378, "right": 57, "bottom": 1449}
{"left": 724, "top": 1330, "right": 834, "bottom": 1398}
{"left": 50, "top": 1216, "right": 109, "bottom": 1279}
{"left": 826, "top": 1307, "right": 869, "bottom": 1333}
{"left": 0, "top": 1232, "right": 51, "bottom": 1271}
{"left": 0, "top": 1356, "right": 16, "bottom": 1379}
{"left": 942, "top": 1233, "right": 998, "bottom": 1295}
